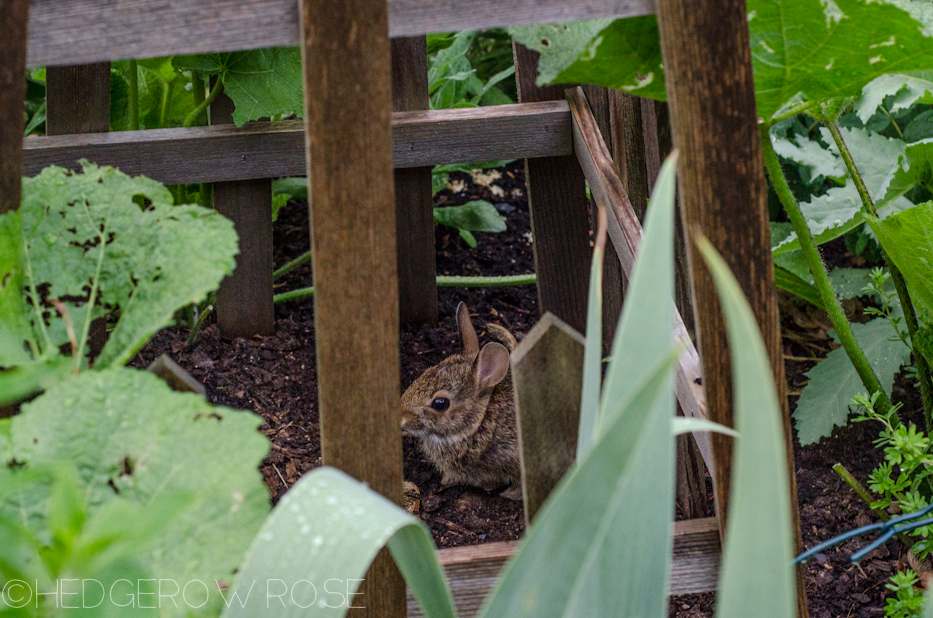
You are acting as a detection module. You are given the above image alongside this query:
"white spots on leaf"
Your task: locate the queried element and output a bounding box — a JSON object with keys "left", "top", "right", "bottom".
{"left": 869, "top": 55, "right": 884, "bottom": 65}
{"left": 760, "top": 40, "right": 775, "bottom": 54}
{"left": 870, "top": 36, "right": 895, "bottom": 48}
{"left": 580, "top": 35, "right": 604, "bottom": 62}
{"left": 820, "top": 0, "right": 845, "bottom": 26}
{"left": 825, "top": 58, "right": 835, "bottom": 70}
{"left": 747, "top": 10, "right": 757, "bottom": 20}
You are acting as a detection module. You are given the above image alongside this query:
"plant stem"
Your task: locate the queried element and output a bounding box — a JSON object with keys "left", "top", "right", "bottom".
{"left": 159, "top": 80, "right": 172, "bottom": 128}
{"left": 78, "top": 200, "right": 108, "bottom": 371}
{"left": 187, "top": 304, "right": 213, "bottom": 347}
{"left": 825, "top": 121, "right": 933, "bottom": 430}
{"left": 273, "top": 250, "right": 313, "bottom": 280}
{"left": 274, "top": 287, "right": 314, "bottom": 304}
{"left": 128, "top": 59, "right": 140, "bottom": 131}
{"left": 436, "top": 274, "right": 537, "bottom": 287}
{"left": 832, "top": 463, "right": 889, "bottom": 522}
{"left": 272, "top": 273, "right": 538, "bottom": 305}
{"left": 183, "top": 75, "right": 222, "bottom": 128}
{"left": 761, "top": 126, "right": 893, "bottom": 414}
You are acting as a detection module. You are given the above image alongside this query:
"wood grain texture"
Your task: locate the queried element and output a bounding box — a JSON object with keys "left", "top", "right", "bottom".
{"left": 211, "top": 90, "right": 275, "bottom": 338}
{"left": 392, "top": 37, "right": 437, "bottom": 326}
{"left": 405, "top": 517, "right": 721, "bottom": 617}
{"left": 46, "top": 63, "right": 110, "bottom": 135}
{"left": 654, "top": 2, "right": 808, "bottom": 614}
{"left": 300, "top": 0, "right": 405, "bottom": 615}
{"left": 26, "top": 0, "right": 652, "bottom": 68}
{"left": 513, "top": 42, "right": 591, "bottom": 334}
{"left": 0, "top": 0, "right": 29, "bottom": 214}
{"left": 583, "top": 86, "right": 624, "bottom": 357}
{"left": 511, "top": 312, "right": 585, "bottom": 524}
{"left": 22, "top": 102, "right": 572, "bottom": 183}
{"left": 566, "top": 87, "right": 713, "bottom": 475}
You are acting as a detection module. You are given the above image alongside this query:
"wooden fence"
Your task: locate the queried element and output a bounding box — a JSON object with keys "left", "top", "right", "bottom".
{"left": 1, "top": 0, "right": 808, "bottom": 616}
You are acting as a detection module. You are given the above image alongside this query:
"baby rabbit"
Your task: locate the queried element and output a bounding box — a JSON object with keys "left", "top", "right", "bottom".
{"left": 401, "top": 303, "right": 522, "bottom": 500}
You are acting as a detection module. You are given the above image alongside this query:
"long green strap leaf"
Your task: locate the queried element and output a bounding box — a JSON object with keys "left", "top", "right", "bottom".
{"left": 697, "top": 238, "right": 796, "bottom": 618}
{"left": 222, "top": 467, "right": 456, "bottom": 618}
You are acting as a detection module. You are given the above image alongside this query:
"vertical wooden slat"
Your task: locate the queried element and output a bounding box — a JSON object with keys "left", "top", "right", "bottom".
{"left": 299, "top": 0, "right": 405, "bottom": 616}
{"left": 211, "top": 91, "right": 275, "bottom": 338}
{"left": 46, "top": 63, "right": 110, "bottom": 136}
{"left": 655, "top": 1, "right": 808, "bottom": 615}
{"left": 512, "top": 42, "right": 591, "bottom": 334}
{"left": 583, "top": 86, "right": 624, "bottom": 355}
{"left": 392, "top": 36, "right": 437, "bottom": 326}
{"left": 0, "top": 0, "right": 29, "bottom": 214}
{"left": 46, "top": 61, "right": 111, "bottom": 357}
{"left": 511, "top": 312, "right": 585, "bottom": 524}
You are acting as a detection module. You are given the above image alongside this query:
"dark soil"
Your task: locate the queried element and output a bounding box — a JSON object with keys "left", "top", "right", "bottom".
{"left": 131, "top": 162, "right": 919, "bottom": 617}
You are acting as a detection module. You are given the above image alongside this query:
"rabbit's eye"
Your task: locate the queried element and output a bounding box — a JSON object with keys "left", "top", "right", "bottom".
{"left": 431, "top": 397, "right": 450, "bottom": 412}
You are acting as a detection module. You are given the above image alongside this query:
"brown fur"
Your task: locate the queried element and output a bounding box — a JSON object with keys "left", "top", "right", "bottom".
{"left": 400, "top": 304, "right": 521, "bottom": 499}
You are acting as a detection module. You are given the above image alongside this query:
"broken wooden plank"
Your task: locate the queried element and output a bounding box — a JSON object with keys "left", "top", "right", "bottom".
{"left": 406, "top": 517, "right": 721, "bottom": 617}
{"left": 27, "top": 0, "right": 653, "bottom": 68}
{"left": 511, "top": 312, "right": 585, "bottom": 524}
{"left": 146, "top": 355, "right": 206, "bottom": 396}
{"left": 565, "top": 87, "right": 712, "bottom": 475}
{"left": 22, "top": 102, "right": 573, "bottom": 183}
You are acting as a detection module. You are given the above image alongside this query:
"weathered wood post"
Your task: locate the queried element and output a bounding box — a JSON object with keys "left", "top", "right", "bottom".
{"left": 211, "top": 91, "right": 276, "bottom": 338}
{"left": 392, "top": 37, "right": 438, "bottom": 325}
{"left": 0, "top": 0, "right": 29, "bottom": 420}
{"left": 0, "top": 0, "right": 29, "bottom": 215}
{"left": 299, "top": 0, "right": 406, "bottom": 615}
{"left": 512, "top": 42, "right": 592, "bottom": 334}
{"left": 511, "top": 312, "right": 585, "bottom": 523}
{"left": 655, "top": 1, "right": 808, "bottom": 614}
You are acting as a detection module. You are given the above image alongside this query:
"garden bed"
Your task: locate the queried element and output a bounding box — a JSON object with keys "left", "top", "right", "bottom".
{"left": 130, "top": 162, "right": 912, "bottom": 618}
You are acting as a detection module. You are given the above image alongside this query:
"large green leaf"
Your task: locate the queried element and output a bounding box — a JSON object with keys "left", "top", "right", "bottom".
{"left": 173, "top": 48, "right": 304, "bottom": 126}
{"left": 882, "top": 138, "right": 933, "bottom": 206}
{"left": 3, "top": 368, "right": 270, "bottom": 618}
{"left": 222, "top": 467, "right": 456, "bottom": 618}
{"left": 0, "top": 211, "right": 32, "bottom": 366}
{"left": 20, "top": 162, "right": 238, "bottom": 368}
{"left": 433, "top": 200, "right": 507, "bottom": 233}
{"left": 771, "top": 127, "right": 913, "bottom": 254}
{"left": 696, "top": 238, "right": 796, "bottom": 618}
{"left": 793, "top": 317, "right": 911, "bottom": 444}
{"left": 524, "top": 0, "right": 933, "bottom": 123}
{"left": 508, "top": 19, "right": 613, "bottom": 85}
{"left": 866, "top": 200, "right": 933, "bottom": 317}
{"left": 855, "top": 70, "right": 933, "bottom": 124}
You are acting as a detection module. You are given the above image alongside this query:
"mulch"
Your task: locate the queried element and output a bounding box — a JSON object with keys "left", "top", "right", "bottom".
{"left": 130, "top": 162, "right": 918, "bottom": 617}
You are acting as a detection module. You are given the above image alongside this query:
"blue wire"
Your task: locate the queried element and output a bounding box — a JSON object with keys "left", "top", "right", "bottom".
{"left": 794, "top": 502, "right": 933, "bottom": 564}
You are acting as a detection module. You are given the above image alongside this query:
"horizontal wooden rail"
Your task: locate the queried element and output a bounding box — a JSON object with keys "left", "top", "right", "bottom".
{"left": 407, "top": 517, "right": 721, "bottom": 617}
{"left": 27, "top": 0, "right": 653, "bottom": 68}
{"left": 565, "top": 87, "right": 714, "bottom": 475}
{"left": 22, "top": 102, "right": 572, "bottom": 185}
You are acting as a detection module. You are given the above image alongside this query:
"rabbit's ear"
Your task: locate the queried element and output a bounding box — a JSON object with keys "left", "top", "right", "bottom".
{"left": 457, "top": 302, "right": 479, "bottom": 360}
{"left": 476, "top": 342, "right": 510, "bottom": 392}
